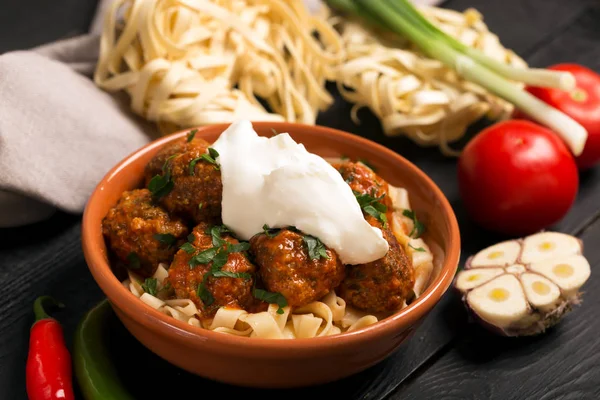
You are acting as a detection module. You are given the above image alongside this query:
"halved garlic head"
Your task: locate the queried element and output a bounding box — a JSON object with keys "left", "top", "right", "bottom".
{"left": 454, "top": 231, "right": 590, "bottom": 336}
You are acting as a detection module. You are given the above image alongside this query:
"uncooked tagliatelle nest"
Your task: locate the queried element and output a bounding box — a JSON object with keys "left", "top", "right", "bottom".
{"left": 454, "top": 232, "right": 591, "bottom": 336}
{"left": 333, "top": 6, "right": 528, "bottom": 155}
{"left": 94, "top": 0, "right": 344, "bottom": 133}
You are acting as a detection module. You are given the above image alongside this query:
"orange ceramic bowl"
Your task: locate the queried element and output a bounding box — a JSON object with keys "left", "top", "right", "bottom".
{"left": 82, "top": 122, "right": 460, "bottom": 388}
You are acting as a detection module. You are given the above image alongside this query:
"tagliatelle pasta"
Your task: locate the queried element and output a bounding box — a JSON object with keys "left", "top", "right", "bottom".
{"left": 122, "top": 175, "right": 437, "bottom": 339}
{"left": 95, "top": 0, "right": 344, "bottom": 132}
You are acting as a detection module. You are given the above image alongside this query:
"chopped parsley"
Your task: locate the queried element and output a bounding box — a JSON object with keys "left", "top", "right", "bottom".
{"left": 271, "top": 128, "right": 279, "bottom": 135}
{"left": 197, "top": 278, "right": 214, "bottom": 306}
{"left": 148, "top": 154, "right": 177, "bottom": 199}
{"left": 302, "top": 235, "right": 329, "bottom": 260}
{"left": 180, "top": 242, "right": 196, "bottom": 254}
{"left": 186, "top": 129, "right": 198, "bottom": 142}
{"left": 153, "top": 233, "right": 177, "bottom": 248}
{"left": 189, "top": 247, "right": 219, "bottom": 268}
{"left": 126, "top": 252, "right": 141, "bottom": 270}
{"left": 262, "top": 224, "right": 280, "bottom": 238}
{"left": 198, "top": 202, "right": 203, "bottom": 210}
{"left": 141, "top": 278, "right": 158, "bottom": 296}
{"left": 353, "top": 190, "right": 388, "bottom": 226}
{"left": 408, "top": 243, "right": 426, "bottom": 252}
{"left": 212, "top": 271, "right": 252, "bottom": 279}
{"left": 253, "top": 288, "right": 287, "bottom": 314}
{"left": 189, "top": 148, "right": 220, "bottom": 174}
{"left": 190, "top": 225, "right": 252, "bottom": 303}
{"left": 403, "top": 209, "right": 425, "bottom": 238}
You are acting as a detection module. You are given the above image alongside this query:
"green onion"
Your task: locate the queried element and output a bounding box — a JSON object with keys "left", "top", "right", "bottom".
{"left": 327, "top": 0, "right": 588, "bottom": 156}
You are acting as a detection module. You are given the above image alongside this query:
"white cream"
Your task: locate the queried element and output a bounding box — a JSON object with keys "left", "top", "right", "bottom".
{"left": 212, "top": 120, "right": 389, "bottom": 265}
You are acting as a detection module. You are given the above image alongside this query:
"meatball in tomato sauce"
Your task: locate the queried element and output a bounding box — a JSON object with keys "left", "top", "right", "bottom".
{"left": 338, "top": 217, "right": 415, "bottom": 313}
{"left": 333, "top": 161, "right": 393, "bottom": 210}
{"left": 166, "top": 224, "right": 256, "bottom": 318}
{"left": 145, "top": 137, "right": 222, "bottom": 225}
{"left": 102, "top": 189, "right": 188, "bottom": 278}
{"left": 249, "top": 228, "right": 345, "bottom": 307}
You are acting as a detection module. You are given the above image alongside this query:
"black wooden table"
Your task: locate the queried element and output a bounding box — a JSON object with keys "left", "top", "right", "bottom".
{"left": 2, "top": 1, "right": 599, "bottom": 399}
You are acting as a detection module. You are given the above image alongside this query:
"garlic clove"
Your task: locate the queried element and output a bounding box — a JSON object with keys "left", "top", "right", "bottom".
{"left": 520, "top": 273, "right": 562, "bottom": 312}
{"left": 521, "top": 232, "right": 582, "bottom": 264}
{"left": 455, "top": 267, "right": 504, "bottom": 293}
{"left": 529, "top": 254, "right": 591, "bottom": 298}
{"left": 466, "top": 274, "right": 529, "bottom": 328}
{"left": 468, "top": 240, "right": 521, "bottom": 268}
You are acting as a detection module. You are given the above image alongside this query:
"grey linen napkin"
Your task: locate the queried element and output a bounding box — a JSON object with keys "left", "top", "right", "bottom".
{"left": 0, "top": 34, "right": 157, "bottom": 227}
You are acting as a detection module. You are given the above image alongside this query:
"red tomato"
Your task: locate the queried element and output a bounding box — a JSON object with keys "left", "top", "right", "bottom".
{"left": 522, "top": 64, "right": 600, "bottom": 170}
{"left": 457, "top": 120, "right": 578, "bottom": 236}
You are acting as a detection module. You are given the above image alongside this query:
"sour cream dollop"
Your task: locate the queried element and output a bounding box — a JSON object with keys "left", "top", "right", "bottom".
{"left": 212, "top": 120, "right": 389, "bottom": 265}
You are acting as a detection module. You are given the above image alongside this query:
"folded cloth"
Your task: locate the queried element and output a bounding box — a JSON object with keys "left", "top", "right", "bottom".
{"left": 0, "top": 35, "right": 158, "bottom": 227}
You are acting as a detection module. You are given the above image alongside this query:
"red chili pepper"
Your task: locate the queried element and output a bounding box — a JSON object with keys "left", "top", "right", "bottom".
{"left": 26, "top": 296, "right": 75, "bottom": 400}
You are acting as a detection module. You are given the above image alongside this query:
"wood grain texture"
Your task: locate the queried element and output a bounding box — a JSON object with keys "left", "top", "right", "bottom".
{"left": 0, "top": 0, "right": 599, "bottom": 399}
{"left": 0, "top": 0, "right": 99, "bottom": 53}
{"left": 392, "top": 220, "right": 600, "bottom": 400}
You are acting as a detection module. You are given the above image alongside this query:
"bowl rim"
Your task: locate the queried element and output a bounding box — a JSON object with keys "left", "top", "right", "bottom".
{"left": 82, "top": 121, "right": 460, "bottom": 352}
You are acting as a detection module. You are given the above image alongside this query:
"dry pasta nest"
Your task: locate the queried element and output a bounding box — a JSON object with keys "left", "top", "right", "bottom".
{"left": 95, "top": 0, "right": 345, "bottom": 133}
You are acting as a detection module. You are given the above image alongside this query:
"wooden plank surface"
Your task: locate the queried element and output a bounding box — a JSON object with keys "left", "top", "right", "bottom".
{"left": 389, "top": 4, "right": 600, "bottom": 397}
{"left": 1, "top": 0, "right": 599, "bottom": 399}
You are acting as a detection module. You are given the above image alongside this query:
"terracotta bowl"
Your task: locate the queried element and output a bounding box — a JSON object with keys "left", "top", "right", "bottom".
{"left": 82, "top": 122, "right": 460, "bottom": 388}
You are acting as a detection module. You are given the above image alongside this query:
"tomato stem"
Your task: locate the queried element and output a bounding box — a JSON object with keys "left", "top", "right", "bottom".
{"left": 570, "top": 88, "right": 588, "bottom": 103}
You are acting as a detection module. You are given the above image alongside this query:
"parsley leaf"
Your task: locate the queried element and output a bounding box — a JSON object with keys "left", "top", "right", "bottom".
{"left": 212, "top": 271, "right": 252, "bottom": 279}
{"left": 403, "top": 209, "right": 425, "bottom": 238}
{"left": 148, "top": 154, "right": 178, "bottom": 199}
{"left": 180, "top": 242, "right": 196, "bottom": 254}
{"left": 197, "top": 278, "right": 214, "bottom": 306}
{"left": 189, "top": 247, "right": 219, "bottom": 268}
{"left": 198, "top": 202, "right": 203, "bottom": 210}
{"left": 228, "top": 242, "right": 250, "bottom": 253}
{"left": 252, "top": 288, "right": 287, "bottom": 314}
{"left": 302, "top": 235, "right": 330, "bottom": 260}
{"left": 271, "top": 128, "right": 279, "bottom": 135}
{"left": 209, "top": 225, "right": 229, "bottom": 247}
{"left": 408, "top": 243, "right": 426, "bottom": 252}
{"left": 141, "top": 278, "right": 158, "bottom": 296}
{"left": 188, "top": 157, "right": 202, "bottom": 175}
{"left": 353, "top": 190, "right": 388, "bottom": 226}
{"left": 210, "top": 248, "right": 229, "bottom": 271}
{"left": 186, "top": 129, "right": 198, "bottom": 142}
{"left": 126, "top": 252, "right": 141, "bottom": 270}
{"left": 153, "top": 233, "right": 177, "bottom": 248}
{"left": 189, "top": 148, "right": 220, "bottom": 174}
{"left": 262, "top": 224, "right": 279, "bottom": 238}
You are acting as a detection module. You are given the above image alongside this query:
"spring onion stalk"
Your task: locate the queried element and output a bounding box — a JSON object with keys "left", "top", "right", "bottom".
{"left": 391, "top": 0, "right": 575, "bottom": 91}
{"left": 329, "top": 0, "right": 588, "bottom": 155}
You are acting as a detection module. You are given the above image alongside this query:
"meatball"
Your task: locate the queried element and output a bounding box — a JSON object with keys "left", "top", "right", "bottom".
{"left": 333, "top": 161, "right": 393, "bottom": 210}
{"left": 249, "top": 228, "right": 345, "bottom": 307}
{"left": 167, "top": 224, "right": 256, "bottom": 317}
{"left": 144, "top": 136, "right": 211, "bottom": 185}
{"left": 338, "top": 218, "right": 415, "bottom": 313}
{"left": 102, "top": 189, "right": 189, "bottom": 277}
{"left": 145, "top": 137, "right": 222, "bottom": 224}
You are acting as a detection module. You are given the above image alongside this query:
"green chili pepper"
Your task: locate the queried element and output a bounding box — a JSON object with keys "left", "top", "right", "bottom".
{"left": 73, "top": 299, "right": 134, "bottom": 400}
